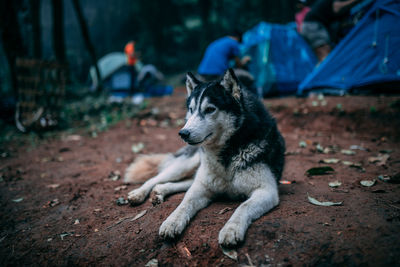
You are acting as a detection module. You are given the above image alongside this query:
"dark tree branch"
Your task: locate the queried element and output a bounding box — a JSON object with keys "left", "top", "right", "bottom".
{"left": 71, "top": 0, "right": 102, "bottom": 91}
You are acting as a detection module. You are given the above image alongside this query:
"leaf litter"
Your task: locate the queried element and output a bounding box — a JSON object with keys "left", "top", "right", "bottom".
{"left": 360, "top": 180, "right": 376, "bottom": 187}
{"left": 307, "top": 193, "right": 343, "bottom": 206}
{"left": 329, "top": 181, "right": 342, "bottom": 188}
{"left": 320, "top": 158, "right": 340, "bottom": 164}
{"left": 222, "top": 247, "right": 238, "bottom": 261}
{"left": 306, "top": 166, "right": 335, "bottom": 176}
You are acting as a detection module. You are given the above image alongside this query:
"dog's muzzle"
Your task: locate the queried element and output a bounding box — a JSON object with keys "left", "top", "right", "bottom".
{"left": 179, "top": 129, "right": 191, "bottom": 142}
{"left": 179, "top": 129, "right": 213, "bottom": 145}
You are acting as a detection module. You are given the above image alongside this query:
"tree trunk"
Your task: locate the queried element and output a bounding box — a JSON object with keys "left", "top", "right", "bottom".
{"left": 71, "top": 0, "right": 102, "bottom": 91}
{"left": 31, "top": 0, "right": 42, "bottom": 59}
{"left": 51, "top": 0, "right": 66, "bottom": 63}
{"left": 0, "top": 0, "right": 26, "bottom": 98}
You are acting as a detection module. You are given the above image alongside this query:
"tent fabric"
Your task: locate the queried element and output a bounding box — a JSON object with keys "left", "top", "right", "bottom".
{"left": 241, "top": 22, "right": 317, "bottom": 96}
{"left": 90, "top": 52, "right": 127, "bottom": 88}
{"left": 298, "top": 0, "right": 400, "bottom": 95}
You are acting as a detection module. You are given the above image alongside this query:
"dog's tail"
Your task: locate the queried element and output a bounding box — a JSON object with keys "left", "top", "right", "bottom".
{"left": 124, "top": 153, "right": 172, "bottom": 184}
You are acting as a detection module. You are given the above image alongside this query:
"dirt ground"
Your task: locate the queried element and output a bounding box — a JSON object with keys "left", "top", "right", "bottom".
{"left": 1, "top": 87, "right": 400, "bottom": 266}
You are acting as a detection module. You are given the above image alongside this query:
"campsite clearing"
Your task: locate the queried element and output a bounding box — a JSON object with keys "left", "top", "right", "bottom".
{"left": 1, "top": 88, "right": 399, "bottom": 266}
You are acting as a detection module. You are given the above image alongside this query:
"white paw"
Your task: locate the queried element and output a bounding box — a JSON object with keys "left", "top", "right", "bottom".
{"left": 150, "top": 185, "right": 165, "bottom": 205}
{"left": 218, "top": 222, "right": 245, "bottom": 247}
{"left": 150, "top": 193, "right": 164, "bottom": 205}
{"left": 159, "top": 214, "right": 188, "bottom": 239}
{"left": 127, "top": 189, "right": 147, "bottom": 205}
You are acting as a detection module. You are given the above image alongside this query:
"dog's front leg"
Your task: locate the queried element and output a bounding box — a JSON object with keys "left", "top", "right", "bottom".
{"left": 218, "top": 186, "right": 279, "bottom": 247}
{"left": 159, "top": 181, "right": 211, "bottom": 239}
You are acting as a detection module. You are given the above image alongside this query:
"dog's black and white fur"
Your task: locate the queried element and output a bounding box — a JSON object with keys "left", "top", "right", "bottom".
{"left": 125, "top": 69, "right": 285, "bottom": 247}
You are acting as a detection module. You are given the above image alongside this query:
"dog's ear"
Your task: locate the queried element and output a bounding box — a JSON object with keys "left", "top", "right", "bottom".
{"left": 221, "top": 68, "right": 241, "bottom": 101}
{"left": 186, "top": 72, "right": 200, "bottom": 96}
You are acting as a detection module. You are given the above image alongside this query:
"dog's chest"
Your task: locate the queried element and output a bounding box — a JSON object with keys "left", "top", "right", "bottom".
{"left": 200, "top": 151, "right": 259, "bottom": 197}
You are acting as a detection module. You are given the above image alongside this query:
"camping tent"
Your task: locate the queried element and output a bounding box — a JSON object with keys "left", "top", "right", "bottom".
{"left": 241, "top": 22, "right": 317, "bottom": 96}
{"left": 298, "top": 0, "right": 400, "bottom": 95}
{"left": 90, "top": 52, "right": 127, "bottom": 89}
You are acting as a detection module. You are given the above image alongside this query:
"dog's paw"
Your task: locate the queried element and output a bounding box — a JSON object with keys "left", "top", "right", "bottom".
{"left": 127, "top": 189, "right": 147, "bottom": 205}
{"left": 218, "top": 222, "right": 245, "bottom": 247}
{"left": 150, "top": 193, "right": 164, "bottom": 206}
{"left": 159, "top": 215, "right": 188, "bottom": 239}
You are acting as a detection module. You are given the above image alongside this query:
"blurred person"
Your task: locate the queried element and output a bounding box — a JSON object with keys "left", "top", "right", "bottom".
{"left": 124, "top": 40, "right": 139, "bottom": 93}
{"left": 295, "top": 0, "right": 311, "bottom": 33}
{"left": 197, "top": 30, "right": 251, "bottom": 82}
{"left": 301, "top": 0, "right": 360, "bottom": 62}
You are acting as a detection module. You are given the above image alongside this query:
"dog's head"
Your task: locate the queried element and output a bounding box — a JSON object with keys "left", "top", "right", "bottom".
{"left": 179, "top": 69, "right": 244, "bottom": 147}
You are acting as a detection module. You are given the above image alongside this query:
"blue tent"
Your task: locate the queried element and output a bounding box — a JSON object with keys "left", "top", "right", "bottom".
{"left": 241, "top": 22, "right": 317, "bottom": 96}
{"left": 298, "top": 0, "right": 400, "bottom": 95}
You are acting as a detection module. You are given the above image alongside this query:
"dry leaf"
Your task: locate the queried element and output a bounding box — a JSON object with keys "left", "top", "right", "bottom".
{"left": 222, "top": 247, "right": 238, "bottom": 261}
{"left": 132, "top": 143, "right": 145, "bottom": 153}
{"left": 320, "top": 158, "right": 340, "bottom": 164}
{"left": 341, "top": 149, "right": 356, "bottom": 155}
{"left": 114, "top": 185, "right": 128, "bottom": 191}
{"left": 46, "top": 184, "right": 60, "bottom": 189}
{"left": 12, "top": 197, "right": 24, "bottom": 203}
{"left": 145, "top": 259, "right": 158, "bottom": 267}
{"left": 360, "top": 180, "right": 376, "bottom": 187}
{"left": 130, "top": 209, "right": 147, "bottom": 221}
{"left": 307, "top": 193, "right": 342, "bottom": 206}
{"left": 368, "top": 154, "right": 390, "bottom": 166}
{"left": 306, "top": 166, "right": 334, "bottom": 176}
{"left": 218, "top": 207, "right": 232, "bottom": 214}
{"left": 328, "top": 181, "right": 342, "bottom": 188}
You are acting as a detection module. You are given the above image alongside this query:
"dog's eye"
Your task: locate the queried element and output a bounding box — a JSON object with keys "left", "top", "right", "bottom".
{"left": 204, "top": 107, "right": 216, "bottom": 114}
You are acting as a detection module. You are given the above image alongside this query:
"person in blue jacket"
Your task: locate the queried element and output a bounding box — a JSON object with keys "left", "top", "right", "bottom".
{"left": 198, "top": 30, "right": 251, "bottom": 81}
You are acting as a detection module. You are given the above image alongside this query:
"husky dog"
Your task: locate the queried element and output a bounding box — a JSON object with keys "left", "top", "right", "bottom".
{"left": 125, "top": 69, "right": 285, "bottom": 247}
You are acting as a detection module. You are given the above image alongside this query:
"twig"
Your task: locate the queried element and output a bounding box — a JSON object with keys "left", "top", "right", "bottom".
{"left": 106, "top": 215, "right": 137, "bottom": 230}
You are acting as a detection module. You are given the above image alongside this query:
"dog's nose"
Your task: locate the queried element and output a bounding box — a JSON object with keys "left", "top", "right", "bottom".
{"left": 179, "top": 129, "right": 190, "bottom": 140}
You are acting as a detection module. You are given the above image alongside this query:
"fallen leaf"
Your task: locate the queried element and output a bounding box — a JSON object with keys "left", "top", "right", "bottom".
{"left": 12, "top": 197, "right": 24, "bottom": 203}
{"left": 94, "top": 208, "right": 102, "bottom": 212}
{"left": 350, "top": 145, "right": 368, "bottom": 151}
{"left": 130, "top": 209, "right": 147, "bottom": 221}
{"left": 299, "top": 141, "right": 307, "bottom": 148}
{"left": 323, "top": 147, "right": 334, "bottom": 154}
{"left": 46, "top": 184, "right": 60, "bottom": 189}
{"left": 307, "top": 193, "right": 342, "bottom": 206}
{"left": 320, "top": 158, "right": 340, "bottom": 164}
{"left": 65, "top": 135, "right": 82, "bottom": 141}
{"left": 316, "top": 144, "right": 324, "bottom": 153}
{"left": 222, "top": 247, "right": 238, "bottom": 261}
{"left": 177, "top": 244, "right": 192, "bottom": 259}
{"left": 131, "top": 143, "right": 145, "bottom": 153}
{"left": 94, "top": 228, "right": 99, "bottom": 232}
{"left": 108, "top": 170, "right": 121, "bottom": 181}
{"left": 360, "top": 180, "right": 376, "bottom": 187}
{"left": 45, "top": 198, "right": 60, "bottom": 207}
{"left": 245, "top": 253, "right": 255, "bottom": 267}
{"left": 341, "top": 149, "right": 356, "bottom": 155}
{"left": 116, "top": 197, "right": 129, "bottom": 206}
{"left": 368, "top": 154, "right": 390, "bottom": 166}
{"left": 74, "top": 219, "right": 80, "bottom": 225}
{"left": 329, "top": 181, "right": 342, "bottom": 188}
{"left": 378, "top": 175, "right": 391, "bottom": 182}
{"left": 218, "top": 207, "right": 233, "bottom": 214}
{"left": 114, "top": 185, "right": 128, "bottom": 191}
{"left": 145, "top": 259, "right": 158, "bottom": 267}
{"left": 379, "top": 149, "right": 393, "bottom": 154}
{"left": 372, "top": 189, "right": 386, "bottom": 193}
{"left": 60, "top": 232, "right": 73, "bottom": 240}
{"left": 342, "top": 161, "right": 365, "bottom": 172}
{"left": 306, "top": 166, "right": 334, "bottom": 176}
